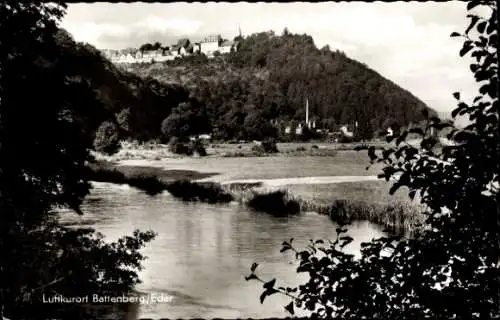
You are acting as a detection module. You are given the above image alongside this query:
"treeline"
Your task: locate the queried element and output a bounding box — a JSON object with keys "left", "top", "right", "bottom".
{"left": 55, "top": 28, "right": 436, "bottom": 153}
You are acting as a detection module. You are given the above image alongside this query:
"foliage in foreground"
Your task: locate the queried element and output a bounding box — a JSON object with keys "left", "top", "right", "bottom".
{"left": 0, "top": 3, "right": 155, "bottom": 318}
{"left": 246, "top": 1, "right": 499, "bottom": 319}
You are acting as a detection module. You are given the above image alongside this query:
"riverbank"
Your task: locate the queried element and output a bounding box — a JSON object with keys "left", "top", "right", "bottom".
{"left": 87, "top": 160, "right": 425, "bottom": 233}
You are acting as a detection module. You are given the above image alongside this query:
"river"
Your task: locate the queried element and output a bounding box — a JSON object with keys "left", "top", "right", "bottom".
{"left": 60, "top": 182, "right": 386, "bottom": 319}
{"left": 59, "top": 155, "right": 389, "bottom": 319}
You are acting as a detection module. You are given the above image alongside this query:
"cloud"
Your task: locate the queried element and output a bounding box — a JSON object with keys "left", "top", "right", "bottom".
{"left": 136, "top": 17, "right": 203, "bottom": 34}
{"left": 61, "top": 16, "right": 203, "bottom": 48}
{"left": 60, "top": 2, "right": 480, "bottom": 113}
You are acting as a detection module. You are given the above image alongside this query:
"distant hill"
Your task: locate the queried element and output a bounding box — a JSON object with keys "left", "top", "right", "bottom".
{"left": 122, "top": 31, "right": 437, "bottom": 141}
{"left": 54, "top": 28, "right": 436, "bottom": 146}
{"left": 54, "top": 29, "right": 191, "bottom": 143}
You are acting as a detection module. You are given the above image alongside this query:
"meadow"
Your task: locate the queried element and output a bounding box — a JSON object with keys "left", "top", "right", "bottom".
{"left": 93, "top": 140, "right": 390, "bottom": 162}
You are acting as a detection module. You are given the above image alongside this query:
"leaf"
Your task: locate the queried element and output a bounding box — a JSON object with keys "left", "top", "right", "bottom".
{"left": 467, "top": 2, "right": 479, "bottom": 10}
{"left": 259, "top": 291, "right": 268, "bottom": 304}
{"left": 284, "top": 301, "right": 295, "bottom": 315}
{"left": 263, "top": 278, "right": 276, "bottom": 290}
{"left": 450, "top": 32, "right": 461, "bottom": 37}
{"left": 476, "top": 21, "right": 487, "bottom": 34}
{"left": 280, "top": 246, "right": 291, "bottom": 253}
{"left": 245, "top": 274, "right": 258, "bottom": 281}
{"left": 315, "top": 239, "right": 324, "bottom": 244}
{"left": 389, "top": 182, "right": 402, "bottom": 195}
{"left": 465, "top": 15, "right": 480, "bottom": 35}
{"left": 260, "top": 289, "right": 278, "bottom": 304}
{"left": 251, "top": 262, "right": 259, "bottom": 272}
{"left": 470, "top": 64, "right": 479, "bottom": 73}
{"left": 452, "top": 92, "right": 460, "bottom": 100}
{"left": 460, "top": 43, "right": 473, "bottom": 57}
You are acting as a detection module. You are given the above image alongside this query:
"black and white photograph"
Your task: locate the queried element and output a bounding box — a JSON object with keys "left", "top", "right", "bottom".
{"left": 0, "top": 1, "right": 498, "bottom": 320}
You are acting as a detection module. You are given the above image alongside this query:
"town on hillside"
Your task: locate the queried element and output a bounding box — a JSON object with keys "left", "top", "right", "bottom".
{"left": 101, "top": 34, "right": 240, "bottom": 64}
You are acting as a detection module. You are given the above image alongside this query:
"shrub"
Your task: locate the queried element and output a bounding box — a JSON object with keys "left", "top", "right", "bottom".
{"left": 165, "top": 180, "right": 232, "bottom": 203}
{"left": 252, "top": 139, "right": 279, "bottom": 154}
{"left": 93, "top": 121, "right": 120, "bottom": 155}
{"left": 168, "top": 137, "right": 192, "bottom": 155}
{"left": 247, "top": 190, "right": 300, "bottom": 217}
{"left": 189, "top": 139, "right": 207, "bottom": 156}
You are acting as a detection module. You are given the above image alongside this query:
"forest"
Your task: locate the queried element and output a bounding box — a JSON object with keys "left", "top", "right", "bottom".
{"left": 56, "top": 28, "right": 435, "bottom": 153}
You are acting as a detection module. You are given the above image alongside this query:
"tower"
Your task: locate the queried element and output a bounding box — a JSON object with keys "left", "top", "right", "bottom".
{"left": 306, "top": 97, "right": 309, "bottom": 128}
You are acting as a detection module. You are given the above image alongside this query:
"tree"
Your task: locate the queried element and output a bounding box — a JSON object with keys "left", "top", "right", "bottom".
{"left": 245, "top": 1, "right": 499, "bottom": 318}
{"left": 93, "top": 121, "right": 121, "bottom": 155}
{"left": 243, "top": 109, "right": 278, "bottom": 141}
{"left": 139, "top": 42, "right": 154, "bottom": 51}
{"left": 152, "top": 41, "right": 162, "bottom": 50}
{"left": 116, "top": 108, "right": 131, "bottom": 132}
{"left": 0, "top": 3, "right": 155, "bottom": 318}
{"left": 160, "top": 101, "right": 207, "bottom": 140}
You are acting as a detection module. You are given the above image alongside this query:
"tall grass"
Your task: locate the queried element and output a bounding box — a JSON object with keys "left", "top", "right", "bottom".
{"left": 296, "top": 196, "right": 425, "bottom": 234}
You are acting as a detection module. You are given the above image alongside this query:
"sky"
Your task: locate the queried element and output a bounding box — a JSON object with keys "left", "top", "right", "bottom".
{"left": 60, "top": 2, "right": 483, "bottom": 120}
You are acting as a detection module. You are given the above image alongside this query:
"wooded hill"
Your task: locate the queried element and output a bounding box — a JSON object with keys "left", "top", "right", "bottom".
{"left": 123, "top": 31, "right": 436, "bottom": 141}
{"left": 55, "top": 29, "right": 436, "bottom": 150}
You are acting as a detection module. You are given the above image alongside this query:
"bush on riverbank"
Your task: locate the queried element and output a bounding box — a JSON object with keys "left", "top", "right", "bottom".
{"left": 247, "top": 190, "right": 301, "bottom": 217}
{"left": 165, "top": 180, "right": 233, "bottom": 203}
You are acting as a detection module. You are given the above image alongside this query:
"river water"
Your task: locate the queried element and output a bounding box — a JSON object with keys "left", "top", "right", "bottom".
{"left": 59, "top": 178, "right": 386, "bottom": 319}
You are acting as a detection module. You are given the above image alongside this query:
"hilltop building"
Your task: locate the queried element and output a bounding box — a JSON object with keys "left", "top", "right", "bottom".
{"left": 200, "top": 34, "right": 222, "bottom": 57}
{"left": 101, "top": 32, "right": 240, "bottom": 65}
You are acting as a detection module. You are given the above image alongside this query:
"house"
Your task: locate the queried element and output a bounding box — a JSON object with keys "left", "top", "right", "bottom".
{"left": 386, "top": 127, "right": 394, "bottom": 137}
{"left": 198, "top": 134, "right": 212, "bottom": 141}
{"left": 141, "top": 50, "right": 158, "bottom": 63}
{"left": 170, "top": 45, "right": 181, "bottom": 57}
{"left": 200, "top": 34, "right": 222, "bottom": 56}
{"left": 219, "top": 40, "right": 238, "bottom": 54}
{"left": 295, "top": 123, "right": 304, "bottom": 135}
{"left": 193, "top": 42, "right": 201, "bottom": 54}
{"left": 340, "top": 125, "right": 354, "bottom": 138}
{"left": 172, "top": 38, "right": 191, "bottom": 56}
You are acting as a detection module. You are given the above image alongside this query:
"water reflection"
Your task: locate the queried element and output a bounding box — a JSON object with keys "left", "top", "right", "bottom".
{"left": 59, "top": 183, "right": 385, "bottom": 319}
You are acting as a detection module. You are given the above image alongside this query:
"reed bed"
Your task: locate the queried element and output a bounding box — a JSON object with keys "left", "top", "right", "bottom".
{"left": 231, "top": 187, "right": 425, "bottom": 233}
{"left": 89, "top": 162, "right": 425, "bottom": 233}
